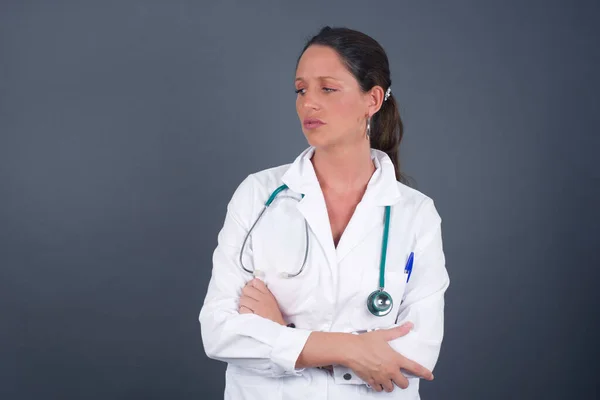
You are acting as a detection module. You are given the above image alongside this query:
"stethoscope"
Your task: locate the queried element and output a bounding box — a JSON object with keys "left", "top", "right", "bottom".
{"left": 239, "top": 184, "right": 394, "bottom": 317}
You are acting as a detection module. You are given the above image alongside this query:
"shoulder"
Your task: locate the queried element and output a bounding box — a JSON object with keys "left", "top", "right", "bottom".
{"left": 395, "top": 181, "right": 442, "bottom": 231}
{"left": 248, "top": 164, "right": 292, "bottom": 194}
{"left": 396, "top": 181, "right": 434, "bottom": 208}
{"left": 227, "top": 163, "right": 293, "bottom": 215}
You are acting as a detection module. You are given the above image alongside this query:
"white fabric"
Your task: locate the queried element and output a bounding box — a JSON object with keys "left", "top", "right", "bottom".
{"left": 199, "top": 146, "right": 450, "bottom": 399}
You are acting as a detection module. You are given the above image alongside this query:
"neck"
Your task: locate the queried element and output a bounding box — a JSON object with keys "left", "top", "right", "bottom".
{"left": 311, "top": 141, "right": 375, "bottom": 194}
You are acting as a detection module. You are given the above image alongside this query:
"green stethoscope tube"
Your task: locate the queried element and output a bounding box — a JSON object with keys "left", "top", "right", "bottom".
{"left": 239, "top": 185, "right": 309, "bottom": 278}
{"left": 366, "top": 205, "right": 393, "bottom": 316}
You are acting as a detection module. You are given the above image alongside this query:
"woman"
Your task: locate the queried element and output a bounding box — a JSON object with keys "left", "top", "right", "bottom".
{"left": 199, "top": 26, "right": 449, "bottom": 399}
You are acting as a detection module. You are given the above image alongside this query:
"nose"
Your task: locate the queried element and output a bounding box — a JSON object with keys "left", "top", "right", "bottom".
{"left": 299, "top": 89, "right": 320, "bottom": 111}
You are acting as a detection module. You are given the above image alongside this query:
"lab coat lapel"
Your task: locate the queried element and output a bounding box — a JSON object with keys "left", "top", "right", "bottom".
{"left": 334, "top": 203, "right": 383, "bottom": 263}
{"left": 296, "top": 192, "right": 338, "bottom": 267}
{"left": 335, "top": 150, "right": 402, "bottom": 263}
{"left": 281, "top": 147, "right": 338, "bottom": 268}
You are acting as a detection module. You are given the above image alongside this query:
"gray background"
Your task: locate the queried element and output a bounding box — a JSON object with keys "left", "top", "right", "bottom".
{"left": 1, "top": 0, "right": 599, "bottom": 399}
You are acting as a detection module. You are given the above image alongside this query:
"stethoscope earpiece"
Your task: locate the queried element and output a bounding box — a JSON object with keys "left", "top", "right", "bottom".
{"left": 367, "top": 289, "right": 393, "bottom": 316}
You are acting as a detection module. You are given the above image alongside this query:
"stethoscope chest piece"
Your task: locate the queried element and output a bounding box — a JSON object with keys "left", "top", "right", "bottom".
{"left": 367, "top": 289, "right": 393, "bottom": 316}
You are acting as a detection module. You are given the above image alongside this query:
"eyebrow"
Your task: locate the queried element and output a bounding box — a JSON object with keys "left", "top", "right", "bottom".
{"left": 295, "top": 76, "right": 342, "bottom": 82}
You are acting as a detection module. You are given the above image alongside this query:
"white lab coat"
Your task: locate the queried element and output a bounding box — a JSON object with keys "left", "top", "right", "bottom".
{"left": 199, "top": 146, "right": 449, "bottom": 399}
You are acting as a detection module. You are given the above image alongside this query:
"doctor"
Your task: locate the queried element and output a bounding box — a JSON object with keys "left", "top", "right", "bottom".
{"left": 199, "top": 26, "right": 449, "bottom": 399}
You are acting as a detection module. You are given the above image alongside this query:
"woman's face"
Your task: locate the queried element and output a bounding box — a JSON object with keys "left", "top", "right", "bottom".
{"left": 295, "top": 45, "right": 379, "bottom": 149}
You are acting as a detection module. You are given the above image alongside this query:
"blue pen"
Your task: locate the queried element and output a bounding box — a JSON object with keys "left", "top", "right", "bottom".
{"left": 404, "top": 252, "right": 414, "bottom": 282}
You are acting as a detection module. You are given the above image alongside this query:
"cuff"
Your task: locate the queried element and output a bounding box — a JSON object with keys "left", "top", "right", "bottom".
{"left": 332, "top": 365, "right": 367, "bottom": 385}
{"left": 270, "top": 326, "right": 312, "bottom": 376}
{"left": 331, "top": 329, "right": 381, "bottom": 386}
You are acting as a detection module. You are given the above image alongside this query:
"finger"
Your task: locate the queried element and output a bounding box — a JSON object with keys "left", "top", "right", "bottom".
{"left": 381, "top": 321, "right": 413, "bottom": 341}
{"left": 400, "top": 356, "right": 433, "bottom": 381}
{"left": 380, "top": 379, "right": 394, "bottom": 393}
{"left": 372, "top": 382, "right": 383, "bottom": 392}
{"left": 365, "top": 379, "right": 382, "bottom": 393}
{"left": 250, "top": 278, "right": 270, "bottom": 294}
{"left": 239, "top": 295, "right": 259, "bottom": 312}
{"left": 239, "top": 305, "right": 253, "bottom": 314}
{"left": 241, "top": 285, "right": 264, "bottom": 301}
{"left": 391, "top": 371, "right": 409, "bottom": 389}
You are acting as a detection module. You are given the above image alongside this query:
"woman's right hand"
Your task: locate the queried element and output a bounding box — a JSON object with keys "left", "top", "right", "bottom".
{"left": 343, "top": 322, "right": 434, "bottom": 393}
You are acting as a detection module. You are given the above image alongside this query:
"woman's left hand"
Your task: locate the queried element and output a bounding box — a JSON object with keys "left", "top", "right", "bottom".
{"left": 238, "top": 278, "right": 286, "bottom": 326}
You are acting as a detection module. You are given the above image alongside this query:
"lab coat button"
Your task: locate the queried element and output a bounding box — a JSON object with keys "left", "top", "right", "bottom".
{"left": 343, "top": 373, "right": 352, "bottom": 380}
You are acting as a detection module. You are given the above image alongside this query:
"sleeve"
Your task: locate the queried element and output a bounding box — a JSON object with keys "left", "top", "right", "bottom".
{"left": 333, "top": 197, "right": 450, "bottom": 386}
{"left": 198, "top": 175, "right": 312, "bottom": 378}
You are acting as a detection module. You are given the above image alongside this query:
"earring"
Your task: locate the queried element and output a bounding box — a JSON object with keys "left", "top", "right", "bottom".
{"left": 366, "top": 116, "right": 371, "bottom": 139}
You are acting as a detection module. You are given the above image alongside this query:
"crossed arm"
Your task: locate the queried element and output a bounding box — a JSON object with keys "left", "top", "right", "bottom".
{"left": 199, "top": 177, "right": 447, "bottom": 393}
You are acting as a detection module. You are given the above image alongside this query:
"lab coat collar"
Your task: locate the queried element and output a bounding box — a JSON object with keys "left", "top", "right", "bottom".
{"left": 280, "top": 146, "right": 402, "bottom": 267}
{"left": 281, "top": 146, "right": 401, "bottom": 206}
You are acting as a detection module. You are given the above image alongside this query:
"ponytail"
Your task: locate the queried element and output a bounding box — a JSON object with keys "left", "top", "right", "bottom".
{"left": 370, "top": 94, "right": 408, "bottom": 184}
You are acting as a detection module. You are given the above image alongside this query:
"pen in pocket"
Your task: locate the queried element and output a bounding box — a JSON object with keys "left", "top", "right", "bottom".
{"left": 404, "top": 252, "right": 414, "bottom": 282}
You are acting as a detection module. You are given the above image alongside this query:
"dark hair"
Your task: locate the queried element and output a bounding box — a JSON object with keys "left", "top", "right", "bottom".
{"left": 297, "top": 26, "right": 410, "bottom": 185}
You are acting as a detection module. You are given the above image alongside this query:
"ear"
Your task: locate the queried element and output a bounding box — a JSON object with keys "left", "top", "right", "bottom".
{"left": 365, "top": 85, "right": 385, "bottom": 117}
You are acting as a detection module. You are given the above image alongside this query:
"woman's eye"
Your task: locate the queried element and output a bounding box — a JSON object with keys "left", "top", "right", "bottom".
{"left": 295, "top": 87, "right": 336, "bottom": 95}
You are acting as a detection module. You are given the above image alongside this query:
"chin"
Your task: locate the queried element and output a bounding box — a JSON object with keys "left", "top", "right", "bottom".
{"left": 303, "top": 127, "right": 335, "bottom": 148}
{"left": 304, "top": 129, "right": 359, "bottom": 152}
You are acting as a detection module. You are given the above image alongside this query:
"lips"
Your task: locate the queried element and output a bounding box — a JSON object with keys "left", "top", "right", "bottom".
{"left": 303, "top": 118, "right": 326, "bottom": 129}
